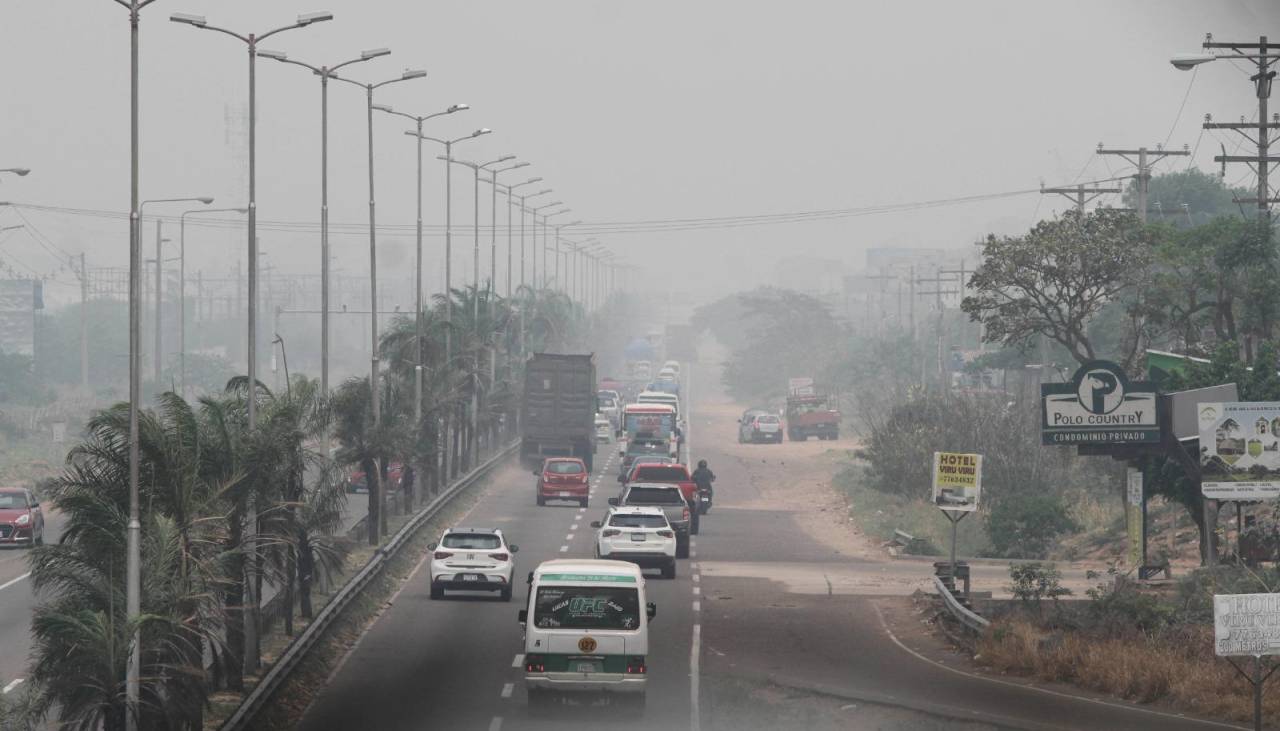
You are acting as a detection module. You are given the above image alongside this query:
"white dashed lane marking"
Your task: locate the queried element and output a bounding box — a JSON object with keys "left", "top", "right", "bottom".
{"left": 3, "top": 679, "right": 23, "bottom": 694}
{"left": 500, "top": 683, "right": 514, "bottom": 699}
{"left": 566, "top": 534, "right": 575, "bottom": 541}
{"left": 559, "top": 545, "right": 569, "bottom": 553}
{"left": 488, "top": 717, "right": 503, "bottom": 731}
{"left": 512, "top": 654, "right": 524, "bottom": 668}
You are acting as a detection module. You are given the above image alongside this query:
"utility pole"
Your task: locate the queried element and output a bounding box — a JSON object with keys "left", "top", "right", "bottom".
{"left": 916, "top": 270, "right": 960, "bottom": 384}
{"left": 154, "top": 221, "right": 163, "bottom": 384}
{"left": 1039, "top": 181, "right": 1123, "bottom": 212}
{"left": 1199, "top": 36, "right": 1279, "bottom": 218}
{"left": 77, "top": 253, "right": 88, "bottom": 390}
{"left": 1096, "top": 144, "right": 1190, "bottom": 223}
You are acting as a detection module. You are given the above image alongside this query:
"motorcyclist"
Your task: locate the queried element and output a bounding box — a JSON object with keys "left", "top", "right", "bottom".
{"left": 692, "top": 459, "right": 715, "bottom": 499}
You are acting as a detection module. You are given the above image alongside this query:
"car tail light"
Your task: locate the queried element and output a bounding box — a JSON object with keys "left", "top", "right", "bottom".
{"left": 682, "top": 507, "right": 690, "bottom": 521}
{"left": 490, "top": 552, "right": 509, "bottom": 562}
{"left": 602, "top": 529, "right": 621, "bottom": 537}
{"left": 525, "top": 654, "right": 546, "bottom": 673}
{"left": 433, "top": 551, "right": 453, "bottom": 560}
{"left": 657, "top": 529, "right": 674, "bottom": 538}
{"left": 626, "top": 656, "right": 646, "bottom": 674}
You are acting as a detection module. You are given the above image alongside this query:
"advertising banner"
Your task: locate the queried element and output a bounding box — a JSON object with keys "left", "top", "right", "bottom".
{"left": 1214, "top": 593, "right": 1280, "bottom": 657}
{"left": 1199, "top": 402, "right": 1280, "bottom": 501}
{"left": 931, "top": 452, "right": 982, "bottom": 512}
{"left": 1041, "top": 360, "right": 1159, "bottom": 446}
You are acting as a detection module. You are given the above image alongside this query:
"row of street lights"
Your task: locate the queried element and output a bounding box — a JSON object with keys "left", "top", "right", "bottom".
{"left": 108, "top": 6, "right": 620, "bottom": 725}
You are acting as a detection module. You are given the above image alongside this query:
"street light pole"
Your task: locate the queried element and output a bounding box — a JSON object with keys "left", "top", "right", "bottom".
{"left": 258, "top": 48, "right": 393, "bottom": 411}
{"left": 180, "top": 207, "right": 245, "bottom": 398}
{"left": 479, "top": 162, "right": 528, "bottom": 297}
{"left": 110, "top": 1, "right": 159, "bottom": 721}
{"left": 170, "top": 8, "right": 332, "bottom": 676}
{"left": 374, "top": 104, "right": 467, "bottom": 428}
{"left": 528, "top": 201, "right": 563, "bottom": 290}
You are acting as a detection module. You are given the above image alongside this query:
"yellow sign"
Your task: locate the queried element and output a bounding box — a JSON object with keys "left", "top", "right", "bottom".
{"left": 931, "top": 451, "right": 983, "bottom": 512}
{"left": 578, "top": 636, "right": 597, "bottom": 653}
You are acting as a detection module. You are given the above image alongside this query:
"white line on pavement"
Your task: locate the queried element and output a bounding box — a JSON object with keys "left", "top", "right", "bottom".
{"left": 693, "top": 586, "right": 701, "bottom": 596}
{"left": 692, "top": 574, "right": 700, "bottom": 583}
{"left": 693, "top": 600, "right": 701, "bottom": 612}
{"left": 0, "top": 572, "right": 30, "bottom": 593}
{"left": 690, "top": 550, "right": 698, "bottom": 558}
{"left": 488, "top": 716, "right": 503, "bottom": 731}
{"left": 500, "top": 683, "right": 514, "bottom": 699}
{"left": 559, "top": 545, "right": 568, "bottom": 553}
{"left": 565, "top": 534, "right": 575, "bottom": 541}
{"left": 512, "top": 654, "right": 524, "bottom": 668}
{"left": 3, "top": 679, "right": 24, "bottom": 694}
{"left": 690, "top": 622, "right": 702, "bottom": 731}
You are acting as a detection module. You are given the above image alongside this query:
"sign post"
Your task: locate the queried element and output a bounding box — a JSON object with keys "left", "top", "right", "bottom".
{"left": 1214, "top": 593, "right": 1280, "bottom": 730}
{"left": 931, "top": 451, "right": 982, "bottom": 585}
{"left": 1125, "top": 466, "right": 1145, "bottom": 568}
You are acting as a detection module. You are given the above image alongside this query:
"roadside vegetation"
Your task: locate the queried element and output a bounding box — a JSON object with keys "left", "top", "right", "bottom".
{"left": 0, "top": 282, "right": 635, "bottom": 730}
{"left": 967, "top": 562, "right": 1280, "bottom": 724}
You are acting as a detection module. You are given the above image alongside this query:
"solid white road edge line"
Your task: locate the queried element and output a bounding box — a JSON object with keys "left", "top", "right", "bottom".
{"left": 500, "top": 682, "right": 514, "bottom": 699}
{"left": 0, "top": 572, "right": 30, "bottom": 593}
{"left": 690, "top": 622, "right": 702, "bottom": 731}
{"left": 871, "top": 603, "right": 1244, "bottom": 729}
{"left": 3, "top": 678, "right": 24, "bottom": 694}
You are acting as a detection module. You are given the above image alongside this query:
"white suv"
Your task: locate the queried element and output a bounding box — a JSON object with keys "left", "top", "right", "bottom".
{"left": 592, "top": 506, "right": 678, "bottom": 579}
{"left": 428, "top": 527, "right": 519, "bottom": 601}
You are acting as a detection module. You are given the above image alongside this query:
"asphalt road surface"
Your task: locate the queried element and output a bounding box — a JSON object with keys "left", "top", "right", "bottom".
{"left": 299, "top": 366, "right": 1246, "bottom": 731}
{"left": 0, "top": 509, "right": 66, "bottom": 698}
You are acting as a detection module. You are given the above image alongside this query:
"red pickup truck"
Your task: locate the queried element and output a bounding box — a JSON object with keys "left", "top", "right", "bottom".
{"left": 620, "top": 463, "right": 697, "bottom": 503}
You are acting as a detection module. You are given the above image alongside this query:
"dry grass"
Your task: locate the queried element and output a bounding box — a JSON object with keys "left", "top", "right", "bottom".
{"left": 976, "top": 618, "right": 1276, "bottom": 723}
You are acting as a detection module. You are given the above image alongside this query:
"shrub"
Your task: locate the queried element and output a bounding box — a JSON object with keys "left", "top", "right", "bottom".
{"left": 986, "top": 492, "right": 1078, "bottom": 559}
{"left": 1008, "top": 562, "right": 1072, "bottom": 609}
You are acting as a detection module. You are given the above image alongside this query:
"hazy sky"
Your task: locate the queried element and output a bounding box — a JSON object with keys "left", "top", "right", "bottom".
{"left": 1, "top": 1, "right": 1275, "bottom": 309}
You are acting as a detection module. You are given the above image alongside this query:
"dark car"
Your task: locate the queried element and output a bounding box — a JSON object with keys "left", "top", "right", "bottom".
{"left": 0, "top": 488, "right": 44, "bottom": 547}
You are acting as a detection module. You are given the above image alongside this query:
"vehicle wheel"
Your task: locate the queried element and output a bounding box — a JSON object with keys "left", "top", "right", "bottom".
{"left": 580, "top": 498, "right": 589, "bottom": 508}
{"left": 429, "top": 583, "right": 444, "bottom": 600}
{"left": 676, "top": 534, "right": 690, "bottom": 559}
{"left": 500, "top": 586, "right": 513, "bottom": 602}
{"left": 536, "top": 494, "right": 546, "bottom": 506}
{"left": 34, "top": 528, "right": 43, "bottom": 547}
{"left": 661, "top": 561, "right": 676, "bottom": 579}
{"left": 690, "top": 514, "right": 700, "bottom": 535}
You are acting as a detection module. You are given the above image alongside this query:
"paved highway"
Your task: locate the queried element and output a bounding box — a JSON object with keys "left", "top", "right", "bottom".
{"left": 298, "top": 365, "right": 1245, "bottom": 731}
{"left": 0, "top": 509, "right": 65, "bottom": 699}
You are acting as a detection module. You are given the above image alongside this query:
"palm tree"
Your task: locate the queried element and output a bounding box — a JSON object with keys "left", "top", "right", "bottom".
{"left": 330, "top": 375, "right": 413, "bottom": 544}
{"left": 29, "top": 399, "right": 228, "bottom": 729}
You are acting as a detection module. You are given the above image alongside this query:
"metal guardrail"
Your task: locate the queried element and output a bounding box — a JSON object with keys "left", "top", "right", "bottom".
{"left": 933, "top": 576, "right": 991, "bottom": 633}
{"left": 220, "top": 441, "right": 519, "bottom": 731}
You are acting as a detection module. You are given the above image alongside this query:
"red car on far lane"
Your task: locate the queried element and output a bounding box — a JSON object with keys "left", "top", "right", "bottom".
{"left": 535, "top": 457, "right": 590, "bottom": 507}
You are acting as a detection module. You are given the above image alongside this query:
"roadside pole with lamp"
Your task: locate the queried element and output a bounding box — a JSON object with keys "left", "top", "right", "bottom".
{"left": 170, "top": 8, "right": 332, "bottom": 677}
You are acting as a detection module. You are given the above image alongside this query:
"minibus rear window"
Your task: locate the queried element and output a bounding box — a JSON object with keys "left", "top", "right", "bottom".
{"left": 533, "top": 586, "right": 641, "bottom": 630}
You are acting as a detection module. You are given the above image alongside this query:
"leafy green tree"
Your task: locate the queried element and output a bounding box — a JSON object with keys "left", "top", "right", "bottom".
{"left": 962, "top": 208, "right": 1156, "bottom": 372}
{"left": 0, "top": 350, "right": 53, "bottom": 405}
{"left": 719, "top": 288, "right": 843, "bottom": 402}
{"left": 1130, "top": 168, "right": 1249, "bottom": 227}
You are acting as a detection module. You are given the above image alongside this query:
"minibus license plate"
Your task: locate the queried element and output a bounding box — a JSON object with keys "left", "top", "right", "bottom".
{"left": 576, "top": 661, "right": 601, "bottom": 673}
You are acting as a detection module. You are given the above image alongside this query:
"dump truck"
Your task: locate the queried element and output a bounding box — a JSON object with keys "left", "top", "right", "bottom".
{"left": 522, "top": 353, "right": 598, "bottom": 471}
{"left": 785, "top": 378, "right": 840, "bottom": 441}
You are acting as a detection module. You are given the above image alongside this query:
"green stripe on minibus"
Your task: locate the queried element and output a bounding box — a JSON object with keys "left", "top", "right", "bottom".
{"left": 538, "top": 573, "right": 636, "bottom": 583}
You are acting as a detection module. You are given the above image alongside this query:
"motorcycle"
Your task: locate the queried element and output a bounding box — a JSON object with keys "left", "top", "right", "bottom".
{"left": 696, "top": 486, "right": 712, "bottom": 515}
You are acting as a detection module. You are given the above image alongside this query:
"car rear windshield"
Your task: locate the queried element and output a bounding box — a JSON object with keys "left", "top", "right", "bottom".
{"left": 0, "top": 493, "right": 29, "bottom": 509}
{"left": 757, "top": 415, "right": 779, "bottom": 424}
{"left": 609, "top": 514, "right": 668, "bottom": 528}
{"left": 625, "top": 486, "right": 684, "bottom": 504}
{"left": 546, "top": 462, "right": 585, "bottom": 474}
{"left": 441, "top": 533, "right": 502, "bottom": 550}
{"left": 533, "top": 586, "right": 641, "bottom": 630}
{"left": 634, "top": 466, "right": 687, "bottom": 481}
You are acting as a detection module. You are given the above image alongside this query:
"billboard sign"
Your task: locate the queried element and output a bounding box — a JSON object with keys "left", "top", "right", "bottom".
{"left": 1199, "top": 402, "right": 1280, "bottom": 501}
{"left": 1041, "top": 360, "right": 1159, "bottom": 446}
{"left": 931, "top": 452, "right": 982, "bottom": 512}
{"left": 0, "top": 279, "right": 36, "bottom": 357}
{"left": 1214, "top": 593, "right": 1280, "bottom": 656}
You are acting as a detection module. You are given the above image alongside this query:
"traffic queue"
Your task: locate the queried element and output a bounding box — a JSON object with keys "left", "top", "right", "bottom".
{"left": 422, "top": 358, "right": 703, "bottom": 713}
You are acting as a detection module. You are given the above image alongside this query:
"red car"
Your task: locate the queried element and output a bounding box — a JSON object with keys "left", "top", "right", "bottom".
{"left": 346, "top": 461, "right": 404, "bottom": 494}
{"left": 0, "top": 487, "right": 44, "bottom": 547}
{"left": 619, "top": 462, "right": 697, "bottom": 503}
{"left": 535, "top": 457, "right": 590, "bottom": 507}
